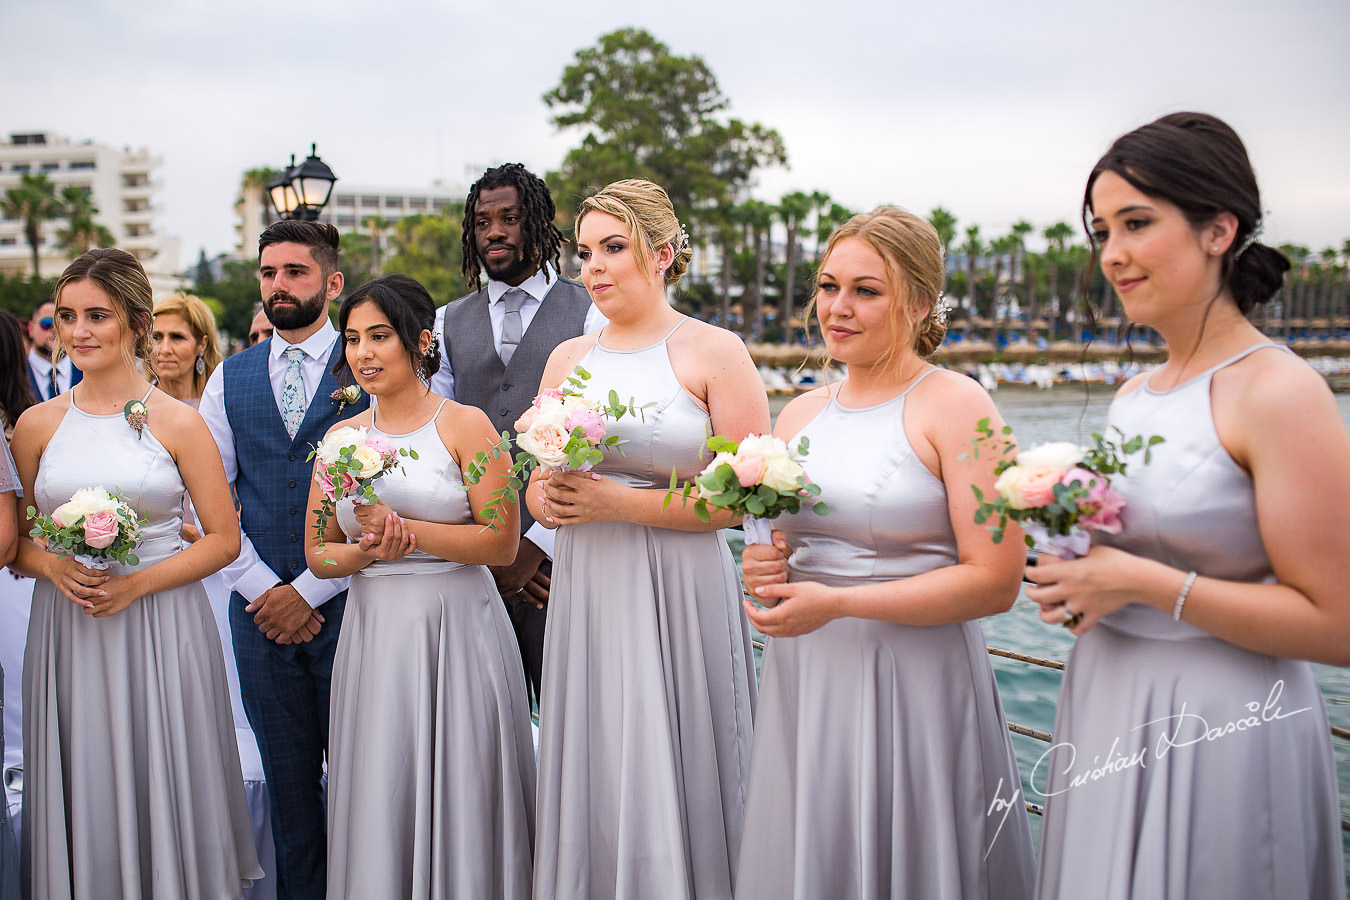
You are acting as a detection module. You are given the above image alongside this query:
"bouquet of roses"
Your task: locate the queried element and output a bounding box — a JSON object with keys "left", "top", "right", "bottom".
{"left": 28, "top": 485, "right": 145, "bottom": 569}
{"left": 308, "top": 425, "right": 418, "bottom": 562}
{"left": 968, "top": 418, "right": 1162, "bottom": 558}
{"left": 464, "top": 366, "right": 651, "bottom": 532}
{"left": 665, "top": 434, "right": 827, "bottom": 544}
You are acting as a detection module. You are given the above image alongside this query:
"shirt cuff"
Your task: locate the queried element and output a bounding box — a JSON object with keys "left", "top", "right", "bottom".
{"left": 292, "top": 569, "right": 348, "bottom": 609}
{"left": 233, "top": 564, "right": 282, "bottom": 604}
{"left": 524, "top": 522, "right": 554, "bottom": 559}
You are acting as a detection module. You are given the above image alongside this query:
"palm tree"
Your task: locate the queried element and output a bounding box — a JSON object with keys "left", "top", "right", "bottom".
{"left": 739, "top": 199, "right": 776, "bottom": 341}
{"left": 777, "top": 190, "right": 814, "bottom": 342}
{"left": 813, "top": 202, "right": 854, "bottom": 264}
{"left": 988, "top": 234, "right": 1019, "bottom": 345}
{"left": 928, "top": 207, "right": 958, "bottom": 265}
{"left": 1043, "top": 221, "right": 1074, "bottom": 340}
{"left": 1009, "top": 219, "right": 1035, "bottom": 316}
{"left": 55, "top": 185, "right": 114, "bottom": 258}
{"left": 1, "top": 173, "right": 63, "bottom": 276}
{"left": 363, "top": 214, "right": 391, "bottom": 274}
{"left": 960, "top": 225, "right": 982, "bottom": 322}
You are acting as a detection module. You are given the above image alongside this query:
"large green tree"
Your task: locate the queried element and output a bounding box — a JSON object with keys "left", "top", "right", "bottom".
{"left": 544, "top": 28, "right": 787, "bottom": 228}
{"left": 382, "top": 209, "right": 465, "bottom": 307}
{"left": 2, "top": 173, "right": 63, "bottom": 276}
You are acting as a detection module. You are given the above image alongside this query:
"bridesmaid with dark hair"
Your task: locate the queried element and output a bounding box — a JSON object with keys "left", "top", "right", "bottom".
{"left": 1027, "top": 113, "right": 1349, "bottom": 899}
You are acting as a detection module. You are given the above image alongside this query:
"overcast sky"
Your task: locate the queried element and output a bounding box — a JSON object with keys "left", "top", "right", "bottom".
{"left": 6, "top": 0, "right": 1347, "bottom": 268}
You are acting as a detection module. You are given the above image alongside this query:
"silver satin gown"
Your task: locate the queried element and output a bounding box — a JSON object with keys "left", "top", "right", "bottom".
{"left": 1034, "top": 345, "right": 1345, "bottom": 899}
{"left": 325, "top": 402, "right": 537, "bottom": 899}
{"left": 734, "top": 370, "right": 1036, "bottom": 899}
{"left": 22, "top": 391, "right": 262, "bottom": 899}
{"left": 533, "top": 323, "right": 759, "bottom": 900}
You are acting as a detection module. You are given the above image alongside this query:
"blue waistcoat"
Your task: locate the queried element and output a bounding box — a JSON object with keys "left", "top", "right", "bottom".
{"left": 222, "top": 339, "right": 369, "bottom": 583}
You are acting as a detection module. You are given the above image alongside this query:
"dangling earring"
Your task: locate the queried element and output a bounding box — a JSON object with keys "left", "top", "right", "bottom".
{"left": 195, "top": 355, "right": 205, "bottom": 375}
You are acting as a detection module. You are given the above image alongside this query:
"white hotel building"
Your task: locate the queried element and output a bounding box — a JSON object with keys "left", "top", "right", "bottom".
{"left": 0, "top": 132, "right": 180, "bottom": 291}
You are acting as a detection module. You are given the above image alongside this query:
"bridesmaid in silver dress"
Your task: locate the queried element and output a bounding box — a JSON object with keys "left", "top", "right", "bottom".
{"left": 305, "top": 274, "right": 535, "bottom": 899}
{"left": 10, "top": 248, "right": 261, "bottom": 898}
{"left": 736, "top": 207, "right": 1036, "bottom": 899}
{"left": 529, "top": 180, "right": 769, "bottom": 899}
{"left": 0, "top": 437, "right": 19, "bottom": 900}
{"left": 1026, "top": 113, "right": 1348, "bottom": 899}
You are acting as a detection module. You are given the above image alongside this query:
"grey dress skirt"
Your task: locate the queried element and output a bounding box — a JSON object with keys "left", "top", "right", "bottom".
{"left": 0, "top": 437, "right": 19, "bottom": 900}
{"left": 735, "top": 371, "right": 1036, "bottom": 900}
{"left": 325, "top": 402, "right": 536, "bottom": 900}
{"left": 22, "top": 390, "right": 262, "bottom": 899}
{"left": 533, "top": 322, "right": 759, "bottom": 900}
{"left": 1034, "top": 345, "right": 1345, "bottom": 899}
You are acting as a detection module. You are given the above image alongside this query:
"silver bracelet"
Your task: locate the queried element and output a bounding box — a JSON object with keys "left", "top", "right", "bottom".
{"left": 1172, "top": 570, "right": 1198, "bottom": 621}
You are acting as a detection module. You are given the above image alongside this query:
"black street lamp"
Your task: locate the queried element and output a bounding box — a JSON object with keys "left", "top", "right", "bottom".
{"left": 267, "top": 144, "right": 338, "bottom": 221}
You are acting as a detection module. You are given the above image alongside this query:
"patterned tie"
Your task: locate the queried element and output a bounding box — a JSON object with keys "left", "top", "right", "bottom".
{"left": 500, "top": 288, "right": 526, "bottom": 366}
{"left": 47, "top": 364, "right": 58, "bottom": 401}
{"left": 281, "top": 346, "right": 307, "bottom": 439}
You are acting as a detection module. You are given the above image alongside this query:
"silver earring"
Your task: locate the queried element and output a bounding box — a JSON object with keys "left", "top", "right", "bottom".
{"left": 1211, "top": 245, "right": 1220, "bottom": 253}
{"left": 195, "top": 355, "right": 205, "bottom": 374}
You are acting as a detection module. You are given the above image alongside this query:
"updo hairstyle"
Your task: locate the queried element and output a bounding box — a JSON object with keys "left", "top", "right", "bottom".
{"left": 54, "top": 248, "right": 155, "bottom": 366}
{"left": 576, "top": 179, "right": 692, "bottom": 286}
{"left": 1085, "top": 111, "right": 1289, "bottom": 314}
{"left": 334, "top": 274, "right": 441, "bottom": 380}
{"left": 814, "top": 206, "right": 947, "bottom": 359}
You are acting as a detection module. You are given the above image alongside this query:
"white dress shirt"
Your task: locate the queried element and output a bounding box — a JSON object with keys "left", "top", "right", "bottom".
{"left": 27, "top": 350, "right": 75, "bottom": 401}
{"left": 429, "top": 266, "right": 606, "bottom": 559}
{"left": 199, "top": 321, "right": 348, "bottom": 609}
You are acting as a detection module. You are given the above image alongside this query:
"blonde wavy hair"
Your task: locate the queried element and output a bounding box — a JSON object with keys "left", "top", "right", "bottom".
{"left": 152, "top": 293, "right": 222, "bottom": 398}
{"left": 576, "top": 179, "right": 692, "bottom": 286}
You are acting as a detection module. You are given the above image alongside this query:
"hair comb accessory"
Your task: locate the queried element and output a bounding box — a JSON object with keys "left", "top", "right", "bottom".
{"left": 1234, "top": 216, "right": 1264, "bottom": 259}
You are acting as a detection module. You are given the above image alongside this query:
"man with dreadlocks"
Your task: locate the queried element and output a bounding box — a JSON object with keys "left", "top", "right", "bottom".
{"left": 429, "top": 163, "right": 606, "bottom": 699}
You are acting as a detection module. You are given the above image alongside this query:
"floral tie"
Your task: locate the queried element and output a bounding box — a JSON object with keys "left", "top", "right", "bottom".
{"left": 281, "top": 347, "right": 307, "bottom": 439}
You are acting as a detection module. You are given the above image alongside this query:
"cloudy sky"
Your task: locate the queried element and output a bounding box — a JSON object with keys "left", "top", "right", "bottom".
{"left": 7, "top": 0, "right": 1348, "bottom": 267}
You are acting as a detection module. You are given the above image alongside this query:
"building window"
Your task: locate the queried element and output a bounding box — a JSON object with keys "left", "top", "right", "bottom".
{"left": 335, "top": 194, "right": 354, "bottom": 206}
{"left": 0, "top": 237, "right": 17, "bottom": 246}
{"left": 39, "top": 162, "right": 60, "bottom": 172}
{"left": 10, "top": 164, "right": 30, "bottom": 173}
{"left": 409, "top": 197, "right": 427, "bottom": 211}
{"left": 432, "top": 198, "right": 449, "bottom": 211}
{"left": 360, "top": 195, "right": 379, "bottom": 206}
{"left": 337, "top": 215, "right": 356, "bottom": 228}
{"left": 69, "top": 160, "right": 96, "bottom": 170}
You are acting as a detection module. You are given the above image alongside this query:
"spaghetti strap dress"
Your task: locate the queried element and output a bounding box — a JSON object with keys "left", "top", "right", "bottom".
{"left": 22, "top": 388, "right": 262, "bottom": 899}
{"left": 324, "top": 400, "right": 536, "bottom": 900}
{"left": 533, "top": 321, "right": 758, "bottom": 900}
{"left": 735, "top": 370, "right": 1036, "bottom": 899}
{"left": 1034, "top": 344, "right": 1345, "bottom": 899}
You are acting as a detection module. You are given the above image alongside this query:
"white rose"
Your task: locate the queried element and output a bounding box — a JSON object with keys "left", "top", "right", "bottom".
{"left": 518, "top": 420, "right": 572, "bottom": 468}
{"left": 350, "top": 445, "right": 385, "bottom": 479}
{"left": 317, "top": 426, "right": 368, "bottom": 463}
{"left": 760, "top": 455, "right": 803, "bottom": 493}
{"left": 736, "top": 434, "right": 791, "bottom": 465}
{"left": 1016, "top": 441, "right": 1085, "bottom": 471}
{"left": 994, "top": 465, "right": 1028, "bottom": 509}
{"left": 697, "top": 451, "right": 738, "bottom": 500}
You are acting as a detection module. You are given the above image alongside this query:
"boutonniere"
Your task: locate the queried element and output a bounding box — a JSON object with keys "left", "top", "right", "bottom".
{"left": 331, "top": 384, "right": 362, "bottom": 415}
{"left": 123, "top": 399, "right": 148, "bottom": 440}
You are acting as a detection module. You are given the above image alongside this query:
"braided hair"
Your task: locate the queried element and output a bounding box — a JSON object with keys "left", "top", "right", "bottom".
{"left": 460, "top": 163, "right": 564, "bottom": 289}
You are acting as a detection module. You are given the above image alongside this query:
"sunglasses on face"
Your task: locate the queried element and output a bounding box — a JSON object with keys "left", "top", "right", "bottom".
{"left": 37, "top": 317, "right": 53, "bottom": 330}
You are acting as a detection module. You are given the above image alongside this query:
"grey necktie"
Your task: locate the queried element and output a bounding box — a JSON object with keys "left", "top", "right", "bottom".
{"left": 500, "top": 289, "right": 526, "bottom": 366}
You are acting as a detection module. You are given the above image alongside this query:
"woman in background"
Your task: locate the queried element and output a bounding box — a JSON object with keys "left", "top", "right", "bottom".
{"left": 1027, "top": 112, "right": 1347, "bottom": 899}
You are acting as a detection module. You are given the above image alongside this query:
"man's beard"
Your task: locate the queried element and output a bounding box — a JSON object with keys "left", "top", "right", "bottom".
{"left": 482, "top": 246, "right": 536, "bottom": 285}
{"left": 265, "top": 289, "right": 328, "bottom": 331}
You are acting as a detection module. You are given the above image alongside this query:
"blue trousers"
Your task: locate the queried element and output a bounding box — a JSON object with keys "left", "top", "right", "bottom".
{"left": 230, "top": 590, "right": 345, "bottom": 900}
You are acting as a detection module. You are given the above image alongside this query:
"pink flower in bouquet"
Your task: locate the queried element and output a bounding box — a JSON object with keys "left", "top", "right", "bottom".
{"left": 1064, "top": 467, "right": 1126, "bottom": 534}
{"left": 82, "top": 511, "right": 119, "bottom": 549}
{"left": 514, "top": 406, "right": 539, "bottom": 434}
{"left": 533, "top": 388, "right": 563, "bottom": 407}
{"left": 565, "top": 407, "right": 605, "bottom": 444}
{"left": 729, "top": 452, "right": 765, "bottom": 488}
{"left": 518, "top": 420, "right": 571, "bottom": 469}
{"left": 1018, "top": 466, "right": 1064, "bottom": 508}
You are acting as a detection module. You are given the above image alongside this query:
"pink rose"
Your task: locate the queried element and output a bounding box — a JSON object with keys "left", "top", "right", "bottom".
{"left": 1067, "top": 467, "right": 1126, "bottom": 534}
{"left": 82, "top": 511, "right": 119, "bottom": 549}
{"left": 565, "top": 408, "right": 606, "bottom": 444}
{"left": 1016, "top": 465, "right": 1063, "bottom": 508}
{"left": 533, "top": 388, "right": 563, "bottom": 408}
{"left": 729, "top": 452, "right": 765, "bottom": 488}
{"left": 514, "top": 406, "right": 539, "bottom": 434}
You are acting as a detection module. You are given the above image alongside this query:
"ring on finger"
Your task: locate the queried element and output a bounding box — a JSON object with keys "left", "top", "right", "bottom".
{"left": 1062, "top": 609, "right": 1084, "bottom": 629}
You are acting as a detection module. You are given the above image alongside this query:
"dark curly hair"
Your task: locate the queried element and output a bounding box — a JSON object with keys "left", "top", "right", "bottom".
{"left": 459, "top": 163, "right": 563, "bottom": 289}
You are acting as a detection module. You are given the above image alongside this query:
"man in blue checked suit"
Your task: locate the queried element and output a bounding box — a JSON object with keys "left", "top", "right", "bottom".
{"left": 200, "top": 220, "right": 368, "bottom": 900}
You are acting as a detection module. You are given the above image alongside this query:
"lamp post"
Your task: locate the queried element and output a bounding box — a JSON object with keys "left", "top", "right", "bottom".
{"left": 266, "top": 144, "right": 338, "bottom": 221}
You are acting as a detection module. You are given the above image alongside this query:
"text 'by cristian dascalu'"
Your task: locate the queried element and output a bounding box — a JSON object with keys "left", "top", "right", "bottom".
{"left": 1028, "top": 679, "right": 1311, "bottom": 798}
